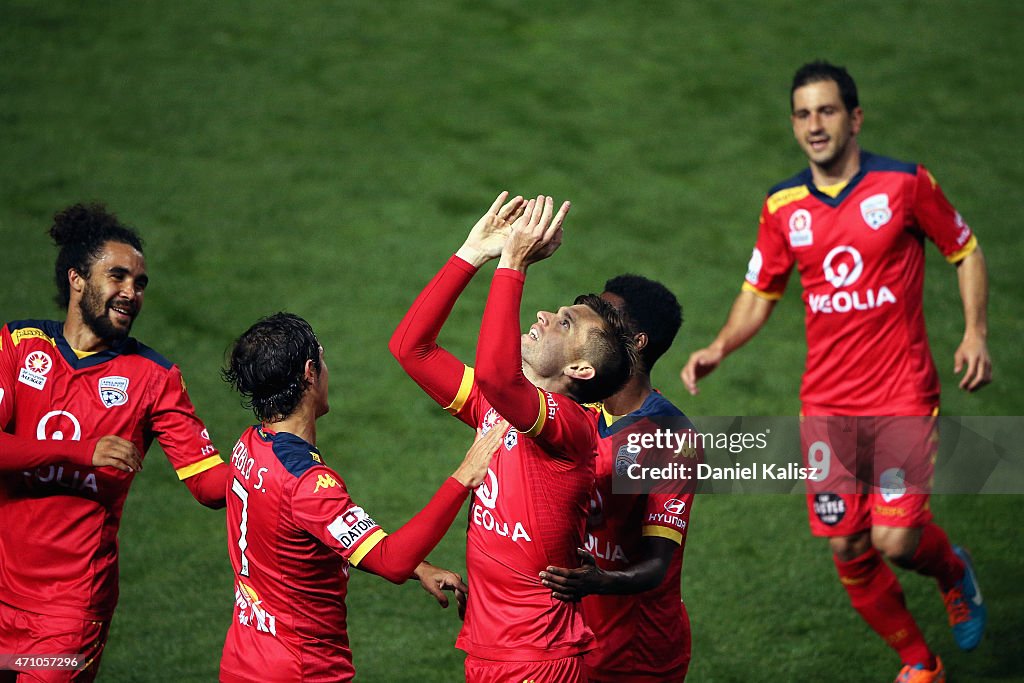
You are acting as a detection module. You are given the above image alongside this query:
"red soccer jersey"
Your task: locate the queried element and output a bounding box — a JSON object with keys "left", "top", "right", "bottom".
{"left": 390, "top": 257, "right": 599, "bottom": 662}
{"left": 220, "top": 426, "right": 388, "bottom": 683}
{"left": 743, "top": 152, "right": 976, "bottom": 414}
{"left": 582, "top": 392, "right": 694, "bottom": 682}
{"left": 448, "top": 375, "right": 597, "bottom": 661}
{"left": 0, "top": 320, "right": 221, "bottom": 620}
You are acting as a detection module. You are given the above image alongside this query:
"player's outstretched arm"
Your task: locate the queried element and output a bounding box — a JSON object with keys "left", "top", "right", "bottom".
{"left": 389, "top": 193, "right": 524, "bottom": 409}
{"left": 954, "top": 246, "right": 992, "bottom": 392}
{"left": 357, "top": 423, "right": 505, "bottom": 583}
{"left": 681, "top": 289, "right": 776, "bottom": 395}
{"left": 0, "top": 432, "right": 125, "bottom": 471}
{"left": 539, "top": 538, "right": 677, "bottom": 601}
{"left": 475, "top": 198, "right": 571, "bottom": 432}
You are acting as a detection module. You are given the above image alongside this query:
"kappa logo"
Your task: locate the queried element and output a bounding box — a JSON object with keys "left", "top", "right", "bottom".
{"left": 98, "top": 376, "right": 130, "bottom": 408}
{"left": 314, "top": 473, "right": 339, "bottom": 493}
{"left": 664, "top": 499, "right": 687, "bottom": 515}
{"left": 19, "top": 351, "right": 52, "bottom": 390}
{"left": 788, "top": 209, "right": 813, "bottom": 247}
{"left": 822, "top": 246, "right": 864, "bottom": 288}
{"left": 860, "top": 193, "right": 892, "bottom": 230}
{"left": 745, "top": 248, "right": 763, "bottom": 284}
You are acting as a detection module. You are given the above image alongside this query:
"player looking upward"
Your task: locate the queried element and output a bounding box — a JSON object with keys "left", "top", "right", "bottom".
{"left": 219, "top": 312, "right": 499, "bottom": 683}
{"left": 681, "top": 61, "right": 990, "bottom": 683}
{"left": 541, "top": 274, "right": 695, "bottom": 682}
{"left": 0, "top": 204, "right": 229, "bottom": 682}
{"left": 389, "top": 193, "right": 637, "bottom": 683}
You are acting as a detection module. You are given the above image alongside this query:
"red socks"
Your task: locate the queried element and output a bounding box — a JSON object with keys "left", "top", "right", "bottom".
{"left": 834, "top": 548, "right": 934, "bottom": 667}
{"left": 906, "top": 522, "right": 966, "bottom": 592}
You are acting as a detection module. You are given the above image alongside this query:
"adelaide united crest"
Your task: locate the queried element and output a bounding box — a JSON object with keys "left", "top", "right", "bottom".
{"left": 98, "top": 376, "right": 130, "bottom": 408}
{"left": 860, "top": 193, "right": 892, "bottom": 230}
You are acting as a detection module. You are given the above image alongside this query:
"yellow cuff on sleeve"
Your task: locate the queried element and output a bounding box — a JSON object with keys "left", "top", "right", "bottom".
{"left": 946, "top": 234, "right": 978, "bottom": 264}
{"left": 524, "top": 389, "right": 547, "bottom": 437}
{"left": 742, "top": 282, "right": 783, "bottom": 301}
{"left": 444, "top": 367, "right": 475, "bottom": 416}
{"left": 349, "top": 529, "right": 388, "bottom": 567}
{"left": 175, "top": 455, "right": 224, "bottom": 481}
{"left": 642, "top": 525, "right": 683, "bottom": 545}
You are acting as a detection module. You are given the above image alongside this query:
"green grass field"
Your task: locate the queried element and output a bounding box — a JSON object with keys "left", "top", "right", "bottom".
{"left": 2, "top": 1, "right": 1021, "bottom": 680}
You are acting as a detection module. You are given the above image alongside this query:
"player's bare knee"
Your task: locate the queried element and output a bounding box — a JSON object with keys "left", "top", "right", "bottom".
{"left": 829, "top": 532, "right": 870, "bottom": 561}
{"left": 871, "top": 527, "right": 920, "bottom": 565}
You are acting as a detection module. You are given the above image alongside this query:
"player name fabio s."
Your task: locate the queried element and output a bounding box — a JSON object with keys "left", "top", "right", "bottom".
{"left": 626, "top": 462, "right": 821, "bottom": 481}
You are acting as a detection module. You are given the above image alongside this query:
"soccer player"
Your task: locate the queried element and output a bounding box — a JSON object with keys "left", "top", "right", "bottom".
{"left": 0, "top": 204, "right": 228, "bottom": 682}
{"left": 389, "top": 193, "right": 637, "bottom": 682}
{"left": 540, "top": 274, "right": 694, "bottom": 682}
{"left": 681, "top": 61, "right": 991, "bottom": 683}
{"left": 541, "top": 275, "right": 695, "bottom": 681}
{"left": 219, "top": 312, "right": 499, "bottom": 683}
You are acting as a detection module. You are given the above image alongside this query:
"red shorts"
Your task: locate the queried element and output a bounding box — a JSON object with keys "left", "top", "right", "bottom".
{"left": 0, "top": 601, "right": 108, "bottom": 682}
{"left": 465, "top": 654, "right": 585, "bottom": 683}
{"left": 801, "top": 411, "right": 938, "bottom": 536}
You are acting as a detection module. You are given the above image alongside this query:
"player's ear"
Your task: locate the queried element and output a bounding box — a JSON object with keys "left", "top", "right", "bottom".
{"left": 564, "top": 360, "right": 595, "bottom": 382}
{"left": 633, "top": 332, "right": 648, "bottom": 354}
{"left": 68, "top": 268, "right": 85, "bottom": 294}
{"left": 850, "top": 106, "right": 864, "bottom": 135}
{"left": 304, "top": 359, "right": 318, "bottom": 384}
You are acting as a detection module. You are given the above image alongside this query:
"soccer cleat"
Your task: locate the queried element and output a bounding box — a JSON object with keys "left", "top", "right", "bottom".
{"left": 944, "top": 546, "right": 986, "bottom": 651}
{"left": 895, "top": 657, "right": 945, "bottom": 683}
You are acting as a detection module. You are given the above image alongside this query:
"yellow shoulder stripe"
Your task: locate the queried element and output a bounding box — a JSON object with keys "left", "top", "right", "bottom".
{"left": 642, "top": 525, "right": 683, "bottom": 545}
{"left": 349, "top": 529, "right": 387, "bottom": 567}
{"left": 766, "top": 185, "right": 810, "bottom": 214}
{"left": 175, "top": 455, "right": 224, "bottom": 480}
{"left": 524, "top": 389, "right": 547, "bottom": 437}
{"left": 444, "top": 366, "right": 475, "bottom": 415}
{"left": 10, "top": 328, "right": 56, "bottom": 347}
{"left": 742, "top": 281, "right": 783, "bottom": 301}
{"left": 946, "top": 234, "right": 977, "bottom": 264}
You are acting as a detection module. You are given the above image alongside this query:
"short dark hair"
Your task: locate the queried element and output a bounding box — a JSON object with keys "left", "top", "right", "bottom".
{"left": 791, "top": 60, "right": 859, "bottom": 113}
{"left": 50, "top": 203, "right": 144, "bottom": 309}
{"left": 569, "top": 294, "right": 638, "bottom": 404}
{"left": 223, "top": 313, "right": 322, "bottom": 422}
{"left": 603, "top": 274, "right": 682, "bottom": 372}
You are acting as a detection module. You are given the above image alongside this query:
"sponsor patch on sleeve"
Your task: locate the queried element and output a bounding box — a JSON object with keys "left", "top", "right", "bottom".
{"left": 327, "top": 506, "right": 380, "bottom": 550}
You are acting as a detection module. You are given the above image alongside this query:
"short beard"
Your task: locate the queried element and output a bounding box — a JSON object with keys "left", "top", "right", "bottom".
{"left": 79, "top": 283, "right": 130, "bottom": 342}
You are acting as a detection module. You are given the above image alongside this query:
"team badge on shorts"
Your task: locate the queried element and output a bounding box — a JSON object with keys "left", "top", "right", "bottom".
{"left": 879, "top": 467, "right": 907, "bottom": 502}
{"left": 860, "top": 193, "right": 892, "bottom": 230}
{"left": 98, "top": 376, "right": 130, "bottom": 407}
